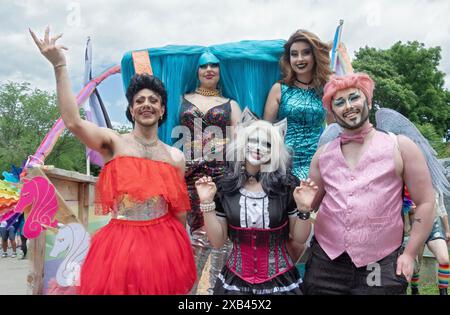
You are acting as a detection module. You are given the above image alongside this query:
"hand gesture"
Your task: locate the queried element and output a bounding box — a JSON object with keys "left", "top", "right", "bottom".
{"left": 293, "top": 178, "right": 318, "bottom": 210}
{"left": 29, "top": 26, "right": 68, "bottom": 68}
{"left": 195, "top": 176, "right": 217, "bottom": 203}
{"left": 396, "top": 253, "right": 414, "bottom": 282}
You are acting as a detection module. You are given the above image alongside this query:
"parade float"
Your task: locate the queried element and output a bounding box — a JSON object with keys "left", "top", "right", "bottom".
{"left": 2, "top": 21, "right": 413, "bottom": 295}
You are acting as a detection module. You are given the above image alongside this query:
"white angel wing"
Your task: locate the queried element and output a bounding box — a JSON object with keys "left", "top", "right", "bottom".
{"left": 317, "top": 123, "right": 342, "bottom": 148}
{"left": 375, "top": 107, "right": 450, "bottom": 195}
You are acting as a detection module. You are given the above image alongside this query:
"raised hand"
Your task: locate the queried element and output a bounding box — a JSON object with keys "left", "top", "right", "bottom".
{"left": 293, "top": 178, "right": 318, "bottom": 210}
{"left": 29, "top": 26, "right": 68, "bottom": 68}
{"left": 195, "top": 176, "right": 217, "bottom": 203}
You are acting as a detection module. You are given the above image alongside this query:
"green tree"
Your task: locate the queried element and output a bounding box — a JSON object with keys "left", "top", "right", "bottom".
{"left": 353, "top": 41, "right": 450, "bottom": 141}
{"left": 0, "top": 81, "right": 86, "bottom": 174}
{"left": 114, "top": 124, "right": 132, "bottom": 134}
{"left": 416, "top": 123, "right": 448, "bottom": 159}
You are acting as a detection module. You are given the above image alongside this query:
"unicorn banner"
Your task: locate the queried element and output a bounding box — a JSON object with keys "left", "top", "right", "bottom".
{"left": 13, "top": 176, "right": 58, "bottom": 238}
{"left": 45, "top": 223, "right": 91, "bottom": 295}
{"left": 43, "top": 210, "right": 109, "bottom": 294}
{"left": 14, "top": 167, "right": 109, "bottom": 295}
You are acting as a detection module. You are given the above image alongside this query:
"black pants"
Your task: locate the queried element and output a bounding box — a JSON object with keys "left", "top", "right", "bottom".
{"left": 302, "top": 238, "right": 408, "bottom": 295}
{"left": 20, "top": 235, "right": 27, "bottom": 257}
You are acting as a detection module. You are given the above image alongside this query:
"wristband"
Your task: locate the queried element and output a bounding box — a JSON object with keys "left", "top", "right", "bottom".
{"left": 296, "top": 208, "right": 311, "bottom": 220}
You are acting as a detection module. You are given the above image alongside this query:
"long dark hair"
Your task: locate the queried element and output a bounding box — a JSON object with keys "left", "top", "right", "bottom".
{"left": 280, "top": 29, "right": 332, "bottom": 94}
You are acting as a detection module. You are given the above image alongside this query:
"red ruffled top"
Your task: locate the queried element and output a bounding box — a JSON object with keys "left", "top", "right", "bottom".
{"left": 95, "top": 156, "right": 191, "bottom": 215}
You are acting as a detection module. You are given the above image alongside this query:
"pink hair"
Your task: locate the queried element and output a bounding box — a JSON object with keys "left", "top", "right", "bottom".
{"left": 322, "top": 73, "right": 375, "bottom": 111}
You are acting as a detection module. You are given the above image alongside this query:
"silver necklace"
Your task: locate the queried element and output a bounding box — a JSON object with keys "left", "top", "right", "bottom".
{"left": 132, "top": 133, "right": 159, "bottom": 148}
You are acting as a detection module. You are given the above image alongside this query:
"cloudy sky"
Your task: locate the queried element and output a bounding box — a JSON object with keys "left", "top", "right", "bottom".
{"left": 1, "top": 0, "right": 449, "bottom": 127}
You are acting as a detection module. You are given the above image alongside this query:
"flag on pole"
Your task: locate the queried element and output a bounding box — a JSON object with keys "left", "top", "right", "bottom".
{"left": 82, "top": 37, "right": 113, "bottom": 167}
{"left": 330, "top": 20, "right": 353, "bottom": 75}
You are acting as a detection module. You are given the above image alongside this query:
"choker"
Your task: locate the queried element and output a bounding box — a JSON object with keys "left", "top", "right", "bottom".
{"left": 244, "top": 170, "right": 261, "bottom": 183}
{"left": 195, "top": 87, "right": 220, "bottom": 97}
{"left": 295, "top": 78, "right": 313, "bottom": 86}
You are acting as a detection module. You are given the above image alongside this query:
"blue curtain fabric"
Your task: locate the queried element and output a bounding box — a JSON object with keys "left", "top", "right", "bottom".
{"left": 121, "top": 40, "right": 285, "bottom": 144}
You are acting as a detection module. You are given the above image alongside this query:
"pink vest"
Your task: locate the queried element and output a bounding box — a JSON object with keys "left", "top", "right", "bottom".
{"left": 315, "top": 131, "right": 404, "bottom": 267}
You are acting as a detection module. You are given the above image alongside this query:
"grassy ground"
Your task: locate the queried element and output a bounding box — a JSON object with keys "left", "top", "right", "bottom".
{"left": 408, "top": 249, "right": 450, "bottom": 295}
{"left": 409, "top": 282, "right": 441, "bottom": 295}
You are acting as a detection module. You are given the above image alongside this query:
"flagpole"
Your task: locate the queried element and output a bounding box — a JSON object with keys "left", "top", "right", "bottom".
{"left": 86, "top": 154, "right": 90, "bottom": 175}
{"left": 337, "top": 19, "right": 344, "bottom": 41}
{"left": 330, "top": 19, "right": 344, "bottom": 72}
{"left": 336, "top": 19, "right": 344, "bottom": 55}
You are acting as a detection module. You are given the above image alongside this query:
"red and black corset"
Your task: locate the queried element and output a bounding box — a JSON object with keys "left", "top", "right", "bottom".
{"left": 226, "top": 221, "right": 295, "bottom": 284}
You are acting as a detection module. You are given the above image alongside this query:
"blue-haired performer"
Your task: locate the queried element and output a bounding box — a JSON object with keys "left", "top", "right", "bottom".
{"left": 180, "top": 51, "right": 242, "bottom": 294}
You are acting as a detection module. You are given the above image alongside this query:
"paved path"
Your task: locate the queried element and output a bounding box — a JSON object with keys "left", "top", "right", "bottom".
{"left": 197, "top": 256, "right": 211, "bottom": 295}
{"left": 0, "top": 251, "right": 29, "bottom": 295}
{"left": 0, "top": 250, "right": 209, "bottom": 295}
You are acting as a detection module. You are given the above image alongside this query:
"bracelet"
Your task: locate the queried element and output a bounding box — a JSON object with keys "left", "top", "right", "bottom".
{"left": 200, "top": 201, "right": 216, "bottom": 213}
{"left": 54, "top": 64, "right": 67, "bottom": 70}
{"left": 296, "top": 208, "right": 311, "bottom": 220}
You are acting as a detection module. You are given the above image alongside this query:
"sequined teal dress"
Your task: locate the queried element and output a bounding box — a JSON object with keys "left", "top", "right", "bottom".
{"left": 277, "top": 84, "right": 326, "bottom": 179}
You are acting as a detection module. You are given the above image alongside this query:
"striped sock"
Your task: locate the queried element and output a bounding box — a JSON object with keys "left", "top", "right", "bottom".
{"left": 438, "top": 264, "right": 449, "bottom": 289}
{"left": 410, "top": 273, "right": 420, "bottom": 288}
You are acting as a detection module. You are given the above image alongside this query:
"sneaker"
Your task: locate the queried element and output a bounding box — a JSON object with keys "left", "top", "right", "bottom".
{"left": 11, "top": 252, "right": 17, "bottom": 258}
{"left": 1, "top": 253, "right": 7, "bottom": 258}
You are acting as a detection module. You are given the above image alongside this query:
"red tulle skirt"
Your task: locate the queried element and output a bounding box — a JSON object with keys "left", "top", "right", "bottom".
{"left": 78, "top": 214, "right": 196, "bottom": 295}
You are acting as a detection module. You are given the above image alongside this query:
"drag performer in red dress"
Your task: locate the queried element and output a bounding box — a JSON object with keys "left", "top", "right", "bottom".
{"left": 30, "top": 27, "right": 196, "bottom": 294}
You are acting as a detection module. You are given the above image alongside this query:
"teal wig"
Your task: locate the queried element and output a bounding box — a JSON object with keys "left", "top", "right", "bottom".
{"left": 121, "top": 40, "right": 285, "bottom": 144}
